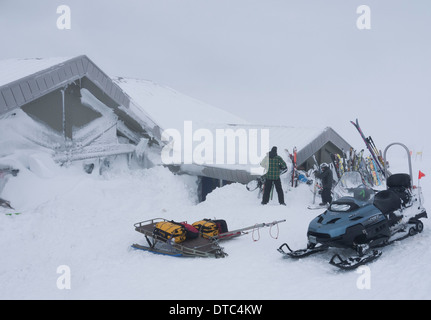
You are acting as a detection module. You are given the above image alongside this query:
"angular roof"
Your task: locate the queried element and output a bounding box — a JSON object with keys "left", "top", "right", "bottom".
{"left": 0, "top": 56, "right": 128, "bottom": 111}
{"left": 0, "top": 55, "right": 161, "bottom": 142}
{"left": 0, "top": 57, "right": 73, "bottom": 87}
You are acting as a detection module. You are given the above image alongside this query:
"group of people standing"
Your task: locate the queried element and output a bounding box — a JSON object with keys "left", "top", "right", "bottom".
{"left": 259, "top": 146, "right": 333, "bottom": 207}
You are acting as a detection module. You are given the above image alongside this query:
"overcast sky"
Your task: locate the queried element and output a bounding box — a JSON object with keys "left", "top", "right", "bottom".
{"left": 1, "top": 0, "right": 430, "bottom": 153}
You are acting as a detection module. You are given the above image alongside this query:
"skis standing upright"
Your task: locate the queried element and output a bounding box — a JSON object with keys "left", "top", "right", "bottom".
{"left": 368, "top": 136, "right": 385, "bottom": 169}
{"left": 311, "top": 155, "right": 321, "bottom": 204}
{"left": 291, "top": 147, "right": 297, "bottom": 187}
{"left": 354, "top": 149, "right": 364, "bottom": 172}
{"left": 367, "top": 156, "right": 380, "bottom": 186}
{"left": 350, "top": 119, "right": 384, "bottom": 175}
{"left": 285, "top": 148, "right": 293, "bottom": 188}
{"left": 336, "top": 154, "right": 345, "bottom": 177}
{"left": 342, "top": 149, "right": 348, "bottom": 172}
{"left": 349, "top": 147, "right": 357, "bottom": 172}
{"left": 329, "top": 152, "right": 341, "bottom": 179}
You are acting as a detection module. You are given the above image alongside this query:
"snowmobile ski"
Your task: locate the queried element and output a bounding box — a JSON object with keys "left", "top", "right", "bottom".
{"left": 329, "top": 250, "right": 382, "bottom": 270}
{"left": 277, "top": 243, "right": 328, "bottom": 258}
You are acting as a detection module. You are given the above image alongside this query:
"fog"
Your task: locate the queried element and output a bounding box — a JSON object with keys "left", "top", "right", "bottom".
{"left": 1, "top": 0, "right": 430, "bottom": 151}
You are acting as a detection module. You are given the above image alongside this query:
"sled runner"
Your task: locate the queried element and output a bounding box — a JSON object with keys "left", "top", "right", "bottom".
{"left": 132, "top": 218, "right": 286, "bottom": 258}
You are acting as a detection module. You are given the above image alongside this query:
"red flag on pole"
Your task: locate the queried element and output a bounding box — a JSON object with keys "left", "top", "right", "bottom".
{"left": 419, "top": 171, "right": 426, "bottom": 180}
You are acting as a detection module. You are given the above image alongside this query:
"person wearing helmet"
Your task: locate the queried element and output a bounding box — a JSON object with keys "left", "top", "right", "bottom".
{"left": 315, "top": 163, "right": 333, "bottom": 206}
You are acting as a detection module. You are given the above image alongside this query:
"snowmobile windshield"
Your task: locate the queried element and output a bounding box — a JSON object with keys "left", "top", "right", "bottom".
{"left": 333, "top": 172, "right": 374, "bottom": 202}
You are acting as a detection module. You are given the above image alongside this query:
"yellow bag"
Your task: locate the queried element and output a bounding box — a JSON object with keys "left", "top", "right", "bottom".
{"left": 192, "top": 219, "right": 219, "bottom": 239}
{"left": 153, "top": 221, "right": 187, "bottom": 243}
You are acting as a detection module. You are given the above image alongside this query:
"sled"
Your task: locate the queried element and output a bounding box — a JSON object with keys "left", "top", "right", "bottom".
{"left": 132, "top": 218, "right": 225, "bottom": 258}
{"left": 132, "top": 218, "right": 286, "bottom": 258}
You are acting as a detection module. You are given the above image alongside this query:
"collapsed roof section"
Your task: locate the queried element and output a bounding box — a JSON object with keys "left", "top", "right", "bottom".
{"left": 0, "top": 56, "right": 163, "bottom": 163}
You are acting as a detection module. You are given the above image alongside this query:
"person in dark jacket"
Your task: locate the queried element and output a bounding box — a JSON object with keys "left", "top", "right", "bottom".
{"left": 315, "top": 163, "right": 333, "bottom": 206}
{"left": 261, "top": 146, "right": 287, "bottom": 205}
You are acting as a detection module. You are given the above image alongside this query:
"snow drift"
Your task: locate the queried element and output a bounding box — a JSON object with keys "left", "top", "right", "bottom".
{"left": 0, "top": 146, "right": 430, "bottom": 299}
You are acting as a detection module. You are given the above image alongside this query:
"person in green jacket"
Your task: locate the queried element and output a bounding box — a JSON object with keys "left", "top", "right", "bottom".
{"left": 261, "top": 146, "right": 287, "bottom": 205}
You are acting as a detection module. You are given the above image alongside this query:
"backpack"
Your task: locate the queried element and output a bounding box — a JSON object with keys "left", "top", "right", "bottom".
{"left": 153, "top": 221, "right": 187, "bottom": 243}
{"left": 192, "top": 219, "right": 228, "bottom": 239}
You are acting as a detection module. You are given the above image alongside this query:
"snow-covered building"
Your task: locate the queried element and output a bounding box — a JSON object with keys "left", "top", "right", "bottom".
{"left": 0, "top": 55, "right": 351, "bottom": 200}
{"left": 0, "top": 56, "right": 163, "bottom": 167}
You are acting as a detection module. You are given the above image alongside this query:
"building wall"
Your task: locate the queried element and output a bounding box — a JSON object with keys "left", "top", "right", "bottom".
{"left": 21, "top": 82, "right": 102, "bottom": 140}
{"left": 300, "top": 141, "right": 347, "bottom": 170}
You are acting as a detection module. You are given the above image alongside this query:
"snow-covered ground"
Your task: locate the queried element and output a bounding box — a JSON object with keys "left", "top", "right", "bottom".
{"left": 1, "top": 146, "right": 430, "bottom": 300}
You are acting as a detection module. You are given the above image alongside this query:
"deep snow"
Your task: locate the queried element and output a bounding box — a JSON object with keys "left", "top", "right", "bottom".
{"left": 0, "top": 147, "right": 430, "bottom": 300}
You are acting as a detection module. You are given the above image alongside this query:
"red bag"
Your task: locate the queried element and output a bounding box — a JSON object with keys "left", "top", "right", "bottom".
{"left": 180, "top": 222, "right": 199, "bottom": 239}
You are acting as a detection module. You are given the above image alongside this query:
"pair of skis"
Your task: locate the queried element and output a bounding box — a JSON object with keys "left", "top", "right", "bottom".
{"left": 350, "top": 119, "right": 385, "bottom": 175}
{"left": 329, "top": 153, "right": 341, "bottom": 180}
{"left": 311, "top": 155, "right": 321, "bottom": 206}
{"left": 285, "top": 147, "right": 297, "bottom": 188}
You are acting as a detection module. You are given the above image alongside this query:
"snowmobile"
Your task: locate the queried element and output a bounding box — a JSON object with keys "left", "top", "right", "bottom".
{"left": 278, "top": 142, "right": 427, "bottom": 270}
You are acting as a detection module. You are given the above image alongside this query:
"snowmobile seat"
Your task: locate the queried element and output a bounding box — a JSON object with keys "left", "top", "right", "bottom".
{"left": 373, "top": 190, "right": 402, "bottom": 214}
{"left": 387, "top": 173, "right": 411, "bottom": 188}
{"left": 386, "top": 173, "right": 412, "bottom": 205}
